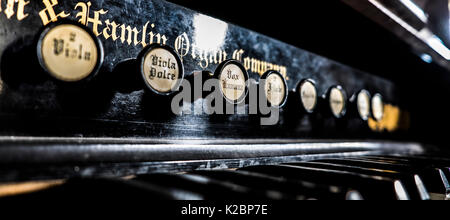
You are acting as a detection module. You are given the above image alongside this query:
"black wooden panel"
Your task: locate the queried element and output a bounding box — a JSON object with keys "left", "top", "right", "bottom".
{"left": 0, "top": 0, "right": 403, "bottom": 140}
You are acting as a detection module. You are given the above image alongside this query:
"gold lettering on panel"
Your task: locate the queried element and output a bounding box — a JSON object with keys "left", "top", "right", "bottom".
{"left": 39, "top": 0, "right": 70, "bottom": 25}
{"left": 30, "top": 0, "right": 287, "bottom": 77}
{"left": 75, "top": 2, "right": 108, "bottom": 37}
{"left": 232, "top": 49, "right": 244, "bottom": 62}
{"left": 209, "top": 49, "right": 227, "bottom": 65}
{"left": 368, "top": 105, "right": 410, "bottom": 132}
{"left": 197, "top": 50, "right": 209, "bottom": 69}
{"left": 16, "top": 0, "right": 29, "bottom": 21}
{"left": 74, "top": 1, "right": 90, "bottom": 24}
{"left": 140, "top": 22, "right": 151, "bottom": 48}
{"left": 120, "top": 24, "right": 140, "bottom": 45}
{"left": 242, "top": 56, "right": 287, "bottom": 77}
{"left": 174, "top": 33, "right": 190, "bottom": 60}
{"left": 1, "top": 0, "right": 29, "bottom": 20}
{"left": 4, "top": 0, "right": 14, "bottom": 19}
{"left": 149, "top": 31, "right": 168, "bottom": 45}
{"left": 103, "top": 19, "right": 119, "bottom": 41}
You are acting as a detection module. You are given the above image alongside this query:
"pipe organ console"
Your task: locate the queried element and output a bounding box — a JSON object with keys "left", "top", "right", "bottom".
{"left": 0, "top": 0, "right": 450, "bottom": 206}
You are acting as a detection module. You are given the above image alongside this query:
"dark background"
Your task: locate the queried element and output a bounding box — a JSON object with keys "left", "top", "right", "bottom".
{"left": 169, "top": 0, "right": 450, "bottom": 148}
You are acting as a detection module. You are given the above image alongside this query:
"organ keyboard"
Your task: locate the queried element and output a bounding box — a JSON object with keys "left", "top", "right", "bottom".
{"left": 2, "top": 153, "right": 450, "bottom": 201}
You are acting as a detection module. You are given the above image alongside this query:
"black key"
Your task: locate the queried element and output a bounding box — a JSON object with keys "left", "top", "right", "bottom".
{"left": 135, "top": 173, "right": 272, "bottom": 200}
{"left": 286, "top": 161, "right": 429, "bottom": 200}
{"left": 192, "top": 170, "right": 351, "bottom": 200}
{"left": 315, "top": 158, "right": 445, "bottom": 196}
{"left": 318, "top": 158, "right": 417, "bottom": 172}
{"left": 378, "top": 155, "right": 450, "bottom": 168}
{"left": 240, "top": 165, "right": 409, "bottom": 200}
{"left": 361, "top": 156, "right": 412, "bottom": 163}
{"left": 351, "top": 156, "right": 419, "bottom": 166}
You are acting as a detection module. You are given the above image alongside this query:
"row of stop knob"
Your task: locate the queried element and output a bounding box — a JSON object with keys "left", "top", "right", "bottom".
{"left": 33, "top": 20, "right": 384, "bottom": 122}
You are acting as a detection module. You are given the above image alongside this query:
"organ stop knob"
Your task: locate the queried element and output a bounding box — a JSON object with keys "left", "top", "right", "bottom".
{"left": 372, "top": 93, "right": 385, "bottom": 121}
{"left": 260, "top": 70, "right": 288, "bottom": 108}
{"left": 324, "top": 85, "right": 347, "bottom": 119}
{"left": 297, "top": 79, "right": 318, "bottom": 114}
{"left": 138, "top": 44, "right": 184, "bottom": 96}
{"left": 36, "top": 21, "right": 104, "bottom": 83}
{"left": 213, "top": 60, "right": 249, "bottom": 105}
